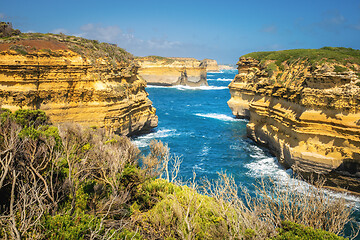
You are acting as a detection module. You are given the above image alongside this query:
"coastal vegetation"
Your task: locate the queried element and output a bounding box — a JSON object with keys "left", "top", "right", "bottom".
{"left": 136, "top": 55, "right": 176, "bottom": 64}
{"left": 0, "top": 109, "right": 357, "bottom": 239}
{"left": 242, "top": 47, "right": 360, "bottom": 67}
{"left": 0, "top": 22, "right": 133, "bottom": 66}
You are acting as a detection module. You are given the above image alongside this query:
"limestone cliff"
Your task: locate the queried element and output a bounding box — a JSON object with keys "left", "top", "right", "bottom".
{"left": 201, "top": 58, "right": 219, "bottom": 72}
{"left": 0, "top": 33, "right": 158, "bottom": 136}
{"left": 219, "top": 64, "right": 236, "bottom": 70}
{"left": 228, "top": 47, "right": 360, "bottom": 192}
{"left": 136, "top": 56, "right": 208, "bottom": 86}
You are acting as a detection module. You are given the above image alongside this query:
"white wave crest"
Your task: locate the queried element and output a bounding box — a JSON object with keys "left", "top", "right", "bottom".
{"left": 207, "top": 78, "right": 233, "bottom": 82}
{"left": 132, "top": 128, "right": 178, "bottom": 148}
{"left": 245, "top": 145, "right": 360, "bottom": 209}
{"left": 195, "top": 113, "right": 246, "bottom": 122}
{"left": 146, "top": 85, "right": 228, "bottom": 90}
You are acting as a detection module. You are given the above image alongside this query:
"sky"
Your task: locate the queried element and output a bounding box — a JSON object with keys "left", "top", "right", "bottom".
{"left": 1, "top": 0, "right": 360, "bottom": 64}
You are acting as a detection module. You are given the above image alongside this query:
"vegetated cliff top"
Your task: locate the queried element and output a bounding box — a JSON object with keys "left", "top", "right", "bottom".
{"left": 242, "top": 47, "right": 360, "bottom": 66}
{"left": 135, "top": 55, "right": 176, "bottom": 64}
{"left": 0, "top": 22, "right": 133, "bottom": 66}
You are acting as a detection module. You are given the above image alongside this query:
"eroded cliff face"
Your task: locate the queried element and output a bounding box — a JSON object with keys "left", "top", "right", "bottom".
{"left": 136, "top": 57, "right": 208, "bottom": 86}
{"left": 0, "top": 37, "right": 158, "bottom": 135}
{"left": 202, "top": 59, "right": 219, "bottom": 72}
{"left": 228, "top": 54, "right": 360, "bottom": 192}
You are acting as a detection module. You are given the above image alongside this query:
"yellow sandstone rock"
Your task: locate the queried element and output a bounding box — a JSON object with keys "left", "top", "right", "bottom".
{"left": 136, "top": 56, "right": 208, "bottom": 86}
{"left": 228, "top": 54, "right": 360, "bottom": 192}
{"left": 0, "top": 38, "right": 158, "bottom": 135}
{"left": 202, "top": 58, "right": 219, "bottom": 72}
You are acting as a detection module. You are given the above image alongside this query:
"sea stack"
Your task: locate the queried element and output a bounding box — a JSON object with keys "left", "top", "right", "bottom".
{"left": 201, "top": 58, "right": 219, "bottom": 72}
{"left": 136, "top": 56, "right": 208, "bottom": 86}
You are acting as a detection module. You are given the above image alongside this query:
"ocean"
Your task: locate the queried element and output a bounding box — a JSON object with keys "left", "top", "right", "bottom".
{"left": 133, "top": 69, "right": 360, "bottom": 238}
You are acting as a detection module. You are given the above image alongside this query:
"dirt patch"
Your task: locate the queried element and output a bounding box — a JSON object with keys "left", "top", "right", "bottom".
{"left": 0, "top": 39, "right": 68, "bottom": 51}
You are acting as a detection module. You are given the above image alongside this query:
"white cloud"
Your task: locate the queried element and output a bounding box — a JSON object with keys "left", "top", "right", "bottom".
{"left": 261, "top": 25, "right": 277, "bottom": 34}
{"left": 77, "top": 24, "right": 123, "bottom": 43}
{"left": 74, "top": 23, "right": 185, "bottom": 53}
{"left": 351, "top": 23, "right": 360, "bottom": 31}
{"left": 318, "top": 10, "right": 346, "bottom": 32}
{"left": 52, "top": 28, "right": 69, "bottom": 34}
{"left": 46, "top": 23, "right": 209, "bottom": 58}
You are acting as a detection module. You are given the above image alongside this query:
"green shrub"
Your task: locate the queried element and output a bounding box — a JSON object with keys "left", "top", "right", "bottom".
{"left": 0, "top": 108, "right": 13, "bottom": 122}
{"left": 244, "top": 228, "right": 256, "bottom": 239}
{"left": 272, "top": 221, "right": 347, "bottom": 240}
{"left": 334, "top": 65, "right": 348, "bottom": 73}
{"left": 265, "top": 62, "right": 278, "bottom": 77}
{"left": 43, "top": 212, "right": 101, "bottom": 240}
{"left": 243, "top": 47, "right": 360, "bottom": 66}
{"left": 9, "top": 45, "right": 28, "bottom": 55}
{"left": 14, "top": 109, "right": 49, "bottom": 128}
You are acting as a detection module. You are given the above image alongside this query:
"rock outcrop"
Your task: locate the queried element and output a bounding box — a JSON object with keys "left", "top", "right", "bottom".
{"left": 201, "top": 58, "right": 219, "bottom": 72}
{"left": 228, "top": 48, "right": 360, "bottom": 192}
{"left": 136, "top": 56, "right": 208, "bottom": 86}
{"left": 0, "top": 34, "right": 158, "bottom": 136}
{"left": 219, "top": 64, "right": 236, "bottom": 70}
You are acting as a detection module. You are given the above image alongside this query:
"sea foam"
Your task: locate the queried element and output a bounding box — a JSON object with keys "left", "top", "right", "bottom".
{"left": 132, "top": 128, "right": 178, "bottom": 148}
{"left": 195, "top": 113, "right": 246, "bottom": 122}
{"left": 146, "top": 85, "right": 228, "bottom": 90}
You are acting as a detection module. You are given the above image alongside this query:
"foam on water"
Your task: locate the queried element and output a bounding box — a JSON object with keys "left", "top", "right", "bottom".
{"left": 207, "top": 78, "right": 233, "bottom": 82}
{"left": 132, "top": 128, "right": 178, "bottom": 148}
{"left": 195, "top": 113, "right": 247, "bottom": 122}
{"left": 146, "top": 85, "right": 228, "bottom": 90}
{"left": 245, "top": 145, "right": 360, "bottom": 212}
{"left": 143, "top": 68, "right": 360, "bottom": 232}
{"left": 245, "top": 146, "right": 288, "bottom": 180}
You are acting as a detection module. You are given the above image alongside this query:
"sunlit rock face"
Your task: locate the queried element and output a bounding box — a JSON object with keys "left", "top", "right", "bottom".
{"left": 228, "top": 53, "right": 360, "bottom": 192}
{"left": 201, "top": 58, "right": 219, "bottom": 72}
{"left": 136, "top": 56, "right": 208, "bottom": 87}
{"left": 0, "top": 37, "right": 158, "bottom": 135}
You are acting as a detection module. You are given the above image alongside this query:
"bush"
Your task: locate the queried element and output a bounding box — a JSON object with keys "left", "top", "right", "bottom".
{"left": 334, "top": 65, "right": 348, "bottom": 73}
{"left": 43, "top": 212, "right": 101, "bottom": 240}
{"left": 14, "top": 109, "right": 49, "bottom": 128}
{"left": 273, "top": 221, "right": 347, "bottom": 240}
{"left": 242, "top": 47, "right": 360, "bottom": 66}
{"left": 0, "top": 110, "right": 357, "bottom": 239}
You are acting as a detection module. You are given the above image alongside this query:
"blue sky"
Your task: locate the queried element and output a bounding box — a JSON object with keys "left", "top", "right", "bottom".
{"left": 1, "top": 0, "right": 360, "bottom": 63}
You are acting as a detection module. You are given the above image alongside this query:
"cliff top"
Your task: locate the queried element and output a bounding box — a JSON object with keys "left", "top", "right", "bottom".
{"left": 136, "top": 55, "right": 176, "bottom": 64}
{"left": 242, "top": 47, "right": 360, "bottom": 66}
{"left": 0, "top": 22, "right": 134, "bottom": 66}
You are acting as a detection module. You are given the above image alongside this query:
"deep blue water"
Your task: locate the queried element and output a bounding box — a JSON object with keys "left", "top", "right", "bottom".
{"left": 133, "top": 70, "right": 360, "bottom": 238}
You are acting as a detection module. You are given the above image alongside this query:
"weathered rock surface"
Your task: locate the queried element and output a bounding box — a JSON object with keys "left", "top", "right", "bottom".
{"left": 136, "top": 56, "right": 208, "bottom": 86}
{"left": 228, "top": 51, "right": 360, "bottom": 192}
{"left": 219, "top": 64, "right": 236, "bottom": 70}
{"left": 201, "top": 58, "right": 219, "bottom": 72}
{"left": 0, "top": 36, "right": 158, "bottom": 136}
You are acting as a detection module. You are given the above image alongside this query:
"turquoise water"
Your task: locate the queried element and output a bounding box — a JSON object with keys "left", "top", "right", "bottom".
{"left": 133, "top": 70, "right": 360, "bottom": 238}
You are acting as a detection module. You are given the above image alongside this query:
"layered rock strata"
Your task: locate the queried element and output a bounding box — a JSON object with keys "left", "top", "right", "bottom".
{"left": 228, "top": 50, "right": 360, "bottom": 192}
{"left": 0, "top": 36, "right": 158, "bottom": 136}
{"left": 136, "top": 56, "right": 208, "bottom": 86}
{"left": 201, "top": 58, "right": 219, "bottom": 72}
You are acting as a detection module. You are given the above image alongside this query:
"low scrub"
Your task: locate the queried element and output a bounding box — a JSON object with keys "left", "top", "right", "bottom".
{"left": 243, "top": 47, "right": 360, "bottom": 66}
{"left": 0, "top": 109, "right": 357, "bottom": 239}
